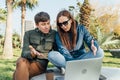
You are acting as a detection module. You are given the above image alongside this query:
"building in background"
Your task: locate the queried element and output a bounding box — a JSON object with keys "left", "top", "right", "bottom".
{"left": 25, "top": 20, "right": 34, "bottom": 32}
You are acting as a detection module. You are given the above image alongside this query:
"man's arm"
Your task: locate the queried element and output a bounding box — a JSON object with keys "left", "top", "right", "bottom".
{"left": 29, "top": 45, "right": 46, "bottom": 59}
{"left": 21, "top": 32, "right": 33, "bottom": 60}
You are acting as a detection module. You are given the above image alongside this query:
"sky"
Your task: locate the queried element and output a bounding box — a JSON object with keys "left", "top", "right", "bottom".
{"left": 0, "top": 0, "right": 120, "bottom": 35}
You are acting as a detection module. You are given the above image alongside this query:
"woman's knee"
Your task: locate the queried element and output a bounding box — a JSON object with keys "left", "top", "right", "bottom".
{"left": 97, "top": 47, "right": 104, "bottom": 57}
{"left": 48, "top": 51, "right": 66, "bottom": 67}
{"left": 48, "top": 51, "right": 60, "bottom": 60}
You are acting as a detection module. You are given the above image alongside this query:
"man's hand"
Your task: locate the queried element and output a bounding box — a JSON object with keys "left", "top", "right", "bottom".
{"left": 91, "top": 40, "right": 97, "bottom": 56}
{"left": 29, "top": 45, "right": 45, "bottom": 58}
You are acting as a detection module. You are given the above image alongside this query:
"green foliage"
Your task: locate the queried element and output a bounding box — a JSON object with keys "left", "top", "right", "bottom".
{"left": 89, "top": 16, "right": 100, "bottom": 39}
{"left": 103, "top": 52, "right": 120, "bottom": 67}
{"left": 71, "top": 1, "right": 120, "bottom": 50}
{"left": 12, "top": 32, "right": 21, "bottom": 48}
{"left": 0, "top": 8, "right": 7, "bottom": 23}
{"left": 0, "top": 33, "right": 21, "bottom": 49}
{"left": 0, "top": 35, "right": 4, "bottom": 48}
{"left": 13, "top": 0, "right": 38, "bottom": 10}
{"left": 96, "top": 28, "right": 120, "bottom": 49}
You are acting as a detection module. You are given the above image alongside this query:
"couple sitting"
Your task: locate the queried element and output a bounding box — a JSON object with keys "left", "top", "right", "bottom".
{"left": 13, "top": 10, "right": 104, "bottom": 80}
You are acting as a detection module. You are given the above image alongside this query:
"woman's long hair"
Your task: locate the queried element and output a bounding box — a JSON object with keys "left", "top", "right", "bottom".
{"left": 56, "top": 10, "right": 77, "bottom": 50}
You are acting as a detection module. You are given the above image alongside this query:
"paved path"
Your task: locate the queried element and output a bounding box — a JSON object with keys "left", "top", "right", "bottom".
{"left": 101, "top": 67, "right": 120, "bottom": 80}
{"left": 31, "top": 67, "right": 120, "bottom": 80}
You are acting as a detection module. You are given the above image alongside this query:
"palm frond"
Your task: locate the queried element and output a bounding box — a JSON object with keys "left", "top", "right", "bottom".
{"left": 26, "top": 0, "right": 38, "bottom": 10}
{"left": 102, "top": 39, "right": 120, "bottom": 46}
{"left": 0, "top": 9, "right": 7, "bottom": 22}
{"left": 96, "top": 27, "right": 120, "bottom": 47}
{"left": 13, "top": 0, "right": 38, "bottom": 9}
{"left": 100, "top": 32, "right": 114, "bottom": 45}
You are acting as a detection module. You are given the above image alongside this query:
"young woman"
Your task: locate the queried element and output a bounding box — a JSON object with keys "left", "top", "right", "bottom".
{"left": 48, "top": 10, "right": 104, "bottom": 74}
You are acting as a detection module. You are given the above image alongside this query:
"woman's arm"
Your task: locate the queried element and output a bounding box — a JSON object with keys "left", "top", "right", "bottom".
{"left": 82, "top": 25, "right": 99, "bottom": 50}
{"left": 55, "top": 33, "right": 73, "bottom": 60}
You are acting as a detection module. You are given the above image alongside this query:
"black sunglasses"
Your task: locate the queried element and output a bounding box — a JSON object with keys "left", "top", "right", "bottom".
{"left": 57, "top": 19, "right": 70, "bottom": 27}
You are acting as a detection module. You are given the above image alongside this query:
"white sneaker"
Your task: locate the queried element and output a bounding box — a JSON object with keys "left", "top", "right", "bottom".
{"left": 60, "top": 67, "right": 65, "bottom": 75}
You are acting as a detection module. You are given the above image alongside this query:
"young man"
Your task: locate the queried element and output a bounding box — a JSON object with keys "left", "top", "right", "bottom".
{"left": 13, "top": 12, "right": 56, "bottom": 80}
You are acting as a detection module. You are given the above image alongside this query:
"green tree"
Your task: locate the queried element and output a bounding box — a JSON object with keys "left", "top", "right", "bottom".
{"left": 14, "top": 0, "right": 38, "bottom": 47}
{"left": 0, "top": 8, "right": 7, "bottom": 23}
{"left": 3, "top": 0, "right": 14, "bottom": 59}
{"left": 79, "top": 0, "right": 92, "bottom": 29}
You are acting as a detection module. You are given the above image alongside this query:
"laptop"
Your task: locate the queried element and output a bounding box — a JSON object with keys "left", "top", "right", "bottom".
{"left": 55, "top": 57, "right": 103, "bottom": 80}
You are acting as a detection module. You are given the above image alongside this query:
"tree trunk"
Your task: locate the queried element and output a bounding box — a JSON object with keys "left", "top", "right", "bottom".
{"left": 21, "top": 0, "right": 26, "bottom": 48}
{"left": 3, "top": 0, "right": 13, "bottom": 59}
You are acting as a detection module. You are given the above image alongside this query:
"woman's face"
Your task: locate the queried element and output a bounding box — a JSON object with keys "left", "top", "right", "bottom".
{"left": 58, "top": 16, "right": 72, "bottom": 32}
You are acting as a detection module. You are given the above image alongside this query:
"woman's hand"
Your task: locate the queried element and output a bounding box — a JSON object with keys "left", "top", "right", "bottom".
{"left": 91, "top": 40, "right": 97, "bottom": 56}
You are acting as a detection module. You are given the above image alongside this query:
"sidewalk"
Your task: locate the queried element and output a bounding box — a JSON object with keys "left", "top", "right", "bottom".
{"left": 101, "top": 67, "right": 120, "bottom": 80}
{"left": 31, "top": 67, "right": 120, "bottom": 80}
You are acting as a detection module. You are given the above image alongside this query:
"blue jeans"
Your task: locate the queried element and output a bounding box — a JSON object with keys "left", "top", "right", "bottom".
{"left": 48, "top": 47, "right": 104, "bottom": 68}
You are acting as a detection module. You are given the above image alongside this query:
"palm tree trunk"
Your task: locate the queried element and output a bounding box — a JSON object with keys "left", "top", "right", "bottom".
{"left": 3, "top": 0, "right": 13, "bottom": 59}
{"left": 21, "top": 0, "right": 26, "bottom": 48}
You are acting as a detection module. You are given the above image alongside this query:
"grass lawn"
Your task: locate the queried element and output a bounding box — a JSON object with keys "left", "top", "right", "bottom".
{"left": 0, "top": 48, "right": 21, "bottom": 80}
{"left": 102, "top": 52, "right": 120, "bottom": 67}
{"left": 0, "top": 48, "right": 120, "bottom": 80}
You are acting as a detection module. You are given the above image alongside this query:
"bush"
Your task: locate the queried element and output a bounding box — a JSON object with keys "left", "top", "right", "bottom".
{"left": 109, "top": 49, "right": 120, "bottom": 58}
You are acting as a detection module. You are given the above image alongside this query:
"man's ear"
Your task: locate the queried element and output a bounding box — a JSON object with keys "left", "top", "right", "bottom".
{"left": 35, "top": 23, "right": 38, "bottom": 28}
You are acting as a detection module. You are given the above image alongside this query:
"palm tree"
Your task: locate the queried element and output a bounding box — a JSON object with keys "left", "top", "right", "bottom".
{"left": 79, "top": 0, "right": 92, "bottom": 29}
{"left": 14, "top": 0, "right": 38, "bottom": 47}
{"left": 2, "top": 0, "right": 14, "bottom": 59}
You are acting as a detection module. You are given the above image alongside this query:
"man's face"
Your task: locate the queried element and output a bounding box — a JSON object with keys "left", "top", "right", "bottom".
{"left": 36, "top": 20, "right": 50, "bottom": 34}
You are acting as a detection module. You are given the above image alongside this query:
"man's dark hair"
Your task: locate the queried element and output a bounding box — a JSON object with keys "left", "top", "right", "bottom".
{"left": 34, "top": 12, "right": 50, "bottom": 24}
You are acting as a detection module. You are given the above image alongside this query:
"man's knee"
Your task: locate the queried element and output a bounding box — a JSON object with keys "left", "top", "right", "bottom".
{"left": 14, "top": 58, "right": 30, "bottom": 80}
{"left": 16, "top": 57, "right": 29, "bottom": 68}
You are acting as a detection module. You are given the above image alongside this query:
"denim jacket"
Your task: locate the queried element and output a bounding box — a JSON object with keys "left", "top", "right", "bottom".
{"left": 55, "top": 24, "right": 99, "bottom": 60}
